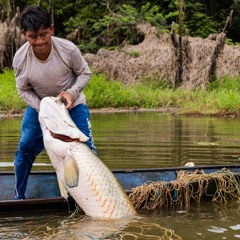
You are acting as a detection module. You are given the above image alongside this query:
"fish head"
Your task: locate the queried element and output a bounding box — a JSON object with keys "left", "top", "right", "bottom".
{"left": 39, "top": 96, "right": 65, "bottom": 121}
{"left": 39, "top": 96, "right": 89, "bottom": 142}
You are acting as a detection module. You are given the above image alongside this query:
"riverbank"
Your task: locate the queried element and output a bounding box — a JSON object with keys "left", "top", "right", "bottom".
{"left": 1, "top": 106, "right": 239, "bottom": 119}
{"left": 90, "top": 107, "right": 240, "bottom": 117}
{"left": 0, "top": 106, "right": 178, "bottom": 117}
{"left": 1, "top": 69, "right": 240, "bottom": 117}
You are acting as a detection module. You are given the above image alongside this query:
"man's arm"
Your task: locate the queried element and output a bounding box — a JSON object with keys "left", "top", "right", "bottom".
{"left": 66, "top": 48, "right": 92, "bottom": 102}
{"left": 15, "top": 67, "right": 41, "bottom": 111}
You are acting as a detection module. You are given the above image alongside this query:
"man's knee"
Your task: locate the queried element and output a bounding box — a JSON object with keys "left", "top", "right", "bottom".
{"left": 14, "top": 148, "right": 35, "bottom": 166}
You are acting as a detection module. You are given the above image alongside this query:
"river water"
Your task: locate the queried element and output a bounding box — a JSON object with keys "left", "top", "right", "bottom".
{"left": 0, "top": 112, "right": 240, "bottom": 239}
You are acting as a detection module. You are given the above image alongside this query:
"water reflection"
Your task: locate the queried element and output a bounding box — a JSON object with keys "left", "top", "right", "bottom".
{"left": 150, "top": 201, "right": 240, "bottom": 240}
{"left": 0, "top": 112, "right": 240, "bottom": 169}
{"left": 0, "top": 112, "right": 240, "bottom": 239}
{"left": 82, "top": 113, "right": 240, "bottom": 168}
{"left": 1, "top": 202, "right": 240, "bottom": 240}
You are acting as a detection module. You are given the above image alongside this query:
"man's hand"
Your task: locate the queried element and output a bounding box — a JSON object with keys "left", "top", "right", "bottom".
{"left": 58, "top": 91, "right": 74, "bottom": 110}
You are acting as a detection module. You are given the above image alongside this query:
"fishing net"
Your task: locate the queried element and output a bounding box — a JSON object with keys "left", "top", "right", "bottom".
{"left": 21, "top": 211, "right": 182, "bottom": 240}
{"left": 118, "top": 220, "right": 182, "bottom": 240}
{"left": 129, "top": 168, "right": 240, "bottom": 211}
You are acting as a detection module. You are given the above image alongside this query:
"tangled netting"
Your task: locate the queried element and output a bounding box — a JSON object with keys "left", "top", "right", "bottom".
{"left": 19, "top": 206, "right": 182, "bottom": 240}
{"left": 129, "top": 168, "right": 240, "bottom": 211}
{"left": 117, "top": 220, "right": 182, "bottom": 240}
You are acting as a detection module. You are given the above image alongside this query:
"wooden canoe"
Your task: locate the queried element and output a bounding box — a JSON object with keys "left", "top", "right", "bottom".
{"left": 1, "top": 164, "right": 240, "bottom": 212}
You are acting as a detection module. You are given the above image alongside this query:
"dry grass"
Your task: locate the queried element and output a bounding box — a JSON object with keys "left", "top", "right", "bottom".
{"left": 85, "top": 23, "right": 240, "bottom": 90}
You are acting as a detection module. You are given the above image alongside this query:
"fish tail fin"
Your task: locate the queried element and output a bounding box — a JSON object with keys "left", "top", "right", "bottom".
{"left": 64, "top": 149, "right": 79, "bottom": 188}
{"left": 57, "top": 175, "right": 69, "bottom": 199}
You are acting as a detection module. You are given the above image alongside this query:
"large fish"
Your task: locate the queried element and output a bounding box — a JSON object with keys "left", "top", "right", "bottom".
{"left": 38, "top": 96, "right": 136, "bottom": 219}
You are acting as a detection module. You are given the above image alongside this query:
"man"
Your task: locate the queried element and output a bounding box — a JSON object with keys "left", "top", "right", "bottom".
{"left": 12, "top": 5, "right": 96, "bottom": 200}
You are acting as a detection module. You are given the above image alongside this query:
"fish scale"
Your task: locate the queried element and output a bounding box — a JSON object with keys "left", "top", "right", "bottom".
{"left": 69, "top": 144, "right": 136, "bottom": 218}
{"left": 39, "top": 96, "right": 137, "bottom": 219}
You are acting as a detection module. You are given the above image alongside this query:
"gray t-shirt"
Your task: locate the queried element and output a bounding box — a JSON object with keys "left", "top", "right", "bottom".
{"left": 13, "top": 36, "right": 92, "bottom": 111}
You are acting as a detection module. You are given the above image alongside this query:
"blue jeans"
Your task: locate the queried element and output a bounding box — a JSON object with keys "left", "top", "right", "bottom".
{"left": 14, "top": 104, "right": 96, "bottom": 199}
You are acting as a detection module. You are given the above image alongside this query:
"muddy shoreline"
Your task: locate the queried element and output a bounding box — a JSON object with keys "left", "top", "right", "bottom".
{"left": 0, "top": 107, "right": 239, "bottom": 118}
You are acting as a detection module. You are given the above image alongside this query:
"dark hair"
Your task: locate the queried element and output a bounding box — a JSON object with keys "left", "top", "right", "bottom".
{"left": 21, "top": 5, "right": 51, "bottom": 32}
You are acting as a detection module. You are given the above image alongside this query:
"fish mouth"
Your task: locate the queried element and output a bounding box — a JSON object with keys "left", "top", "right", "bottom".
{"left": 51, "top": 131, "right": 79, "bottom": 142}
{"left": 39, "top": 96, "right": 89, "bottom": 143}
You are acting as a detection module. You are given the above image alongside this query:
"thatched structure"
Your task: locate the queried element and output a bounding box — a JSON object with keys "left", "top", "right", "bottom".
{"left": 85, "top": 22, "right": 240, "bottom": 90}
{"left": 0, "top": 5, "right": 24, "bottom": 72}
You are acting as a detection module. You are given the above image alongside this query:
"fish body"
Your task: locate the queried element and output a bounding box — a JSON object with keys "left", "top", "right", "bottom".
{"left": 39, "top": 97, "right": 136, "bottom": 219}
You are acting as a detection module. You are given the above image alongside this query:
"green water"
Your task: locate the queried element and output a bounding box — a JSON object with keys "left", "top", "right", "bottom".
{"left": 1, "top": 112, "right": 240, "bottom": 169}
{"left": 0, "top": 112, "right": 240, "bottom": 239}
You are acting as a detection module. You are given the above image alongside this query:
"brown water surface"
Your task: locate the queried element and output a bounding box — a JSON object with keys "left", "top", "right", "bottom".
{"left": 0, "top": 112, "right": 240, "bottom": 239}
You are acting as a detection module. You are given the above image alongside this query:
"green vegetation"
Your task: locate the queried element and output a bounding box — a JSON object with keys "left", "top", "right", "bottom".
{"left": 0, "top": 70, "right": 26, "bottom": 112}
{"left": 2, "top": 1, "right": 240, "bottom": 55}
{"left": 1, "top": 69, "right": 240, "bottom": 115}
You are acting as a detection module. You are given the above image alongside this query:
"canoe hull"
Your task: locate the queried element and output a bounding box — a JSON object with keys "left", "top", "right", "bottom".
{"left": 1, "top": 164, "right": 240, "bottom": 212}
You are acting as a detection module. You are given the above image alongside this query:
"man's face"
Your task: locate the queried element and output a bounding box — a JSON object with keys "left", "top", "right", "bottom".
{"left": 23, "top": 25, "right": 54, "bottom": 55}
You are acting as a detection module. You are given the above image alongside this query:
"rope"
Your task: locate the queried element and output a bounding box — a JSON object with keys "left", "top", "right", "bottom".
{"left": 129, "top": 168, "right": 240, "bottom": 211}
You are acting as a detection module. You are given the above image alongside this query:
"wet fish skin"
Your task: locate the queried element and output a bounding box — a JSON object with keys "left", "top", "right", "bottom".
{"left": 39, "top": 97, "right": 136, "bottom": 219}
